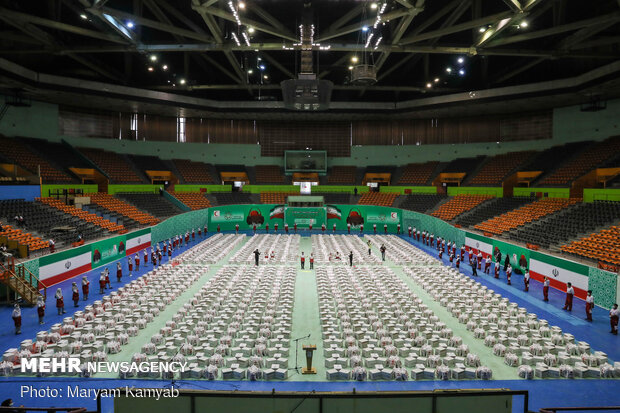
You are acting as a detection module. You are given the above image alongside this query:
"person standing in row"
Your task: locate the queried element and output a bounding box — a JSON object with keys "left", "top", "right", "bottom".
{"left": 309, "top": 253, "right": 314, "bottom": 270}
{"left": 610, "top": 304, "right": 618, "bottom": 335}
{"left": 506, "top": 265, "right": 512, "bottom": 285}
{"left": 397, "top": 223, "right": 400, "bottom": 234}
{"left": 265, "top": 223, "right": 269, "bottom": 233}
{"left": 99, "top": 273, "right": 106, "bottom": 294}
{"left": 82, "top": 276, "right": 89, "bottom": 300}
{"left": 349, "top": 251, "right": 353, "bottom": 267}
{"left": 408, "top": 226, "right": 412, "bottom": 237}
{"left": 543, "top": 277, "right": 550, "bottom": 301}
{"left": 333, "top": 223, "right": 337, "bottom": 233}
{"left": 143, "top": 249, "right": 148, "bottom": 265}
{"left": 494, "top": 261, "right": 500, "bottom": 279}
{"left": 128, "top": 256, "right": 133, "bottom": 273}
{"left": 104, "top": 268, "right": 111, "bottom": 289}
{"left": 275, "top": 222, "right": 278, "bottom": 232}
{"left": 373, "top": 223, "right": 377, "bottom": 234}
{"left": 523, "top": 270, "right": 530, "bottom": 292}
{"left": 217, "top": 224, "right": 220, "bottom": 233}
{"left": 11, "top": 304, "right": 21, "bottom": 335}
{"left": 455, "top": 254, "right": 460, "bottom": 269}
{"left": 55, "top": 288, "right": 65, "bottom": 315}
{"left": 254, "top": 249, "right": 260, "bottom": 266}
{"left": 117, "top": 262, "right": 122, "bottom": 283}
{"left": 360, "top": 224, "right": 364, "bottom": 234}
{"left": 285, "top": 223, "right": 289, "bottom": 233}
{"left": 37, "top": 296, "right": 45, "bottom": 325}
{"left": 585, "top": 290, "right": 594, "bottom": 322}
{"left": 321, "top": 223, "right": 326, "bottom": 233}
{"left": 300, "top": 252, "right": 305, "bottom": 269}
{"left": 71, "top": 282, "right": 79, "bottom": 307}
{"left": 235, "top": 224, "right": 239, "bottom": 234}
{"left": 294, "top": 223, "right": 297, "bottom": 233}
{"left": 471, "top": 258, "right": 477, "bottom": 276}
{"left": 384, "top": 224, "right": 388, "bottom": 234}
{"left": 380, "top": 244, "right": 386, "bottom": 261}
{"left": 367, "top": 239, "right": 372, "bottom": 256}
{"left": 134, "top": 254, "right": 140, "bottom": 271}
{"left": 484, "top": 257, "right": 491, "bottom": 274}
{"left": 563, "top": 282, "right": 574, "bottom": 311}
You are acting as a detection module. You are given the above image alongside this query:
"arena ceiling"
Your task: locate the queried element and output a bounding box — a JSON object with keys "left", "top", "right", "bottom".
{"left": 0, "top": 0, "right": 619, "bottom": 118}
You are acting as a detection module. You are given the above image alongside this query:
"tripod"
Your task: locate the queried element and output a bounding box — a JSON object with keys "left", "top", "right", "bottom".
{"left": 290, "top": 333, "right": 311, "bottom": 374}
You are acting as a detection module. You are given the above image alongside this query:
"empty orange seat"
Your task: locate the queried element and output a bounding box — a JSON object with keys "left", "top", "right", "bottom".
{"left": 431, "top": 195, "right": 492, "bottom": 221}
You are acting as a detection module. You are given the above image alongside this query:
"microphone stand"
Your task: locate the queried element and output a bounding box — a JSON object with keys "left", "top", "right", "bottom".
{"left": 290, "top": 334, "right": 311, "bottom": 374}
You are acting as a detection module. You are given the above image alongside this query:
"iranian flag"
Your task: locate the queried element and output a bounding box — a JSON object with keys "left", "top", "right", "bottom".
{"left": 326, "top": 205, "right": 342, "bottom": 220}
{"left": 270, "top": 205, "right": 285, "bottom": 220}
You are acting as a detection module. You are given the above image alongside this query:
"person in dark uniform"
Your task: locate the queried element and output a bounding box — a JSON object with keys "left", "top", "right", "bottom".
{"left": 380, "top": 244, "right": 386, "bottom": 261}
{"left": 254, "top": 249, "right": 260, "bottom": 266}
{"left": 471, "top": 259, "right": 478, "bottom": 276}
{"left": 349, "top": 251, "right": 353, "bottom": 267}
{"left": 503, "top": 253, "right": 510, "bottom": 272}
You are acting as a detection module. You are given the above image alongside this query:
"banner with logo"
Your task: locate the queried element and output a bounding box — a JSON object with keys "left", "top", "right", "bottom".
{"left": 211, "top": 208, "right": 245, "bottom": 223}
{"left": 91, "top": 236, "right": 126, "bottom": 269}
{"left": 38, "top": 246, "right": 91, "bottom": 286}
{"left": 326, "top": 205, "right": 342, "bottom": 220}
{"left": 269, "top": 205, "right": 285, "bottom": 220}
{"left": 126, "top": 229, "right": 151, "bottom": 256}
{"left": 529, "top": 252, "right": 589, "bottom": 299}
{"left": 366, "top": 211, "right": 400, "bottom": 224}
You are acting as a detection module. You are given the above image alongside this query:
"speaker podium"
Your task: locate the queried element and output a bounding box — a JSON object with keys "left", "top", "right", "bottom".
{"left": 302, "top": 345, "right": 317, "bottom": 374}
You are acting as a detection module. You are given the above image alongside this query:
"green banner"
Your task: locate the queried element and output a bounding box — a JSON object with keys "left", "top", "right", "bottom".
{"left": 91, "top": 235, "right": 126, "bottom": 269}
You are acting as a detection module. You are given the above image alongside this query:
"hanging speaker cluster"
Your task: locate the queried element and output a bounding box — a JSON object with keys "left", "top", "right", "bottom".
{"left": 350, "top": 65, "right": 377, "bottom": 85}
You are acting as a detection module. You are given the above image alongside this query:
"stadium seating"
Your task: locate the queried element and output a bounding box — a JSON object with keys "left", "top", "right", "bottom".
{"left": 452, "top": 197, "right": 534, "bottom": 228}
{"left": 87, "top": 193, "right": 159, "bottom": 225}
{"left": 20, "top": 137, "right": 92, "bottom": 173}
{"left": 327, "top": 166, "right": 356, "bottom": 184}
{"left": 128, "top": 155, "right": 169, "bottom": 173}
{"left": 260, "top": 192, "right": 296, "bottom": 204}
{"left": 79, "top": 147, "right": 143, "bottom": 183}
{"left": 519, "top": 141, "right": 590, "bottom": 179}
{"left": 116, "top": 193, "right": 182, "bottom": 218}
{"left": 313, "top": 192, "right": 351, "bottom": 204}
{"left": 399, "top": 194, "right": 447, "bottom": 213}
{"left": 169, "top": 192, "right": 212, "bottom": 210}
{"left": 38, "top": 197, "right": 126, "bottom": 233}
{"left": 357, "top": 192, "right": 398, "bottom": 207}
{"left": 0, "top": 136, "right": 74, "bottom": 183}
{"left": 442, "top": 156, "right": 484, "bottom": 174}
{"left": 212, "top": 192, "right": 253, "bottom": 205}
{"left": 561, "top": 224, "right": 620, "bottom": 265}
{"left": 538, "top": 137, "right": 620, "bottom": 186}
{"left": 0, "top": 222, "right": 48, "bottom": 253}
{"left": 509, "top": 200, "right": 620, "bottom": 249}
{"left": 474, "top": 197, "right": 581, "bottom": 235}
{"left": 255, "top": 165, "right": 285, "bottom": 183}
{"left": 468, "top": 151, "right": 534, "bottom": 186}
{"left": 0, "top": 199, "right": 107, "bottom": 250}
{"left": 397, "top": 162, "right": 438, "bottom": 185}
{"left": 431, "top": 195, "right": 492, "bottom": 221}
{"left": 173, "top": 159, "right": 215, "bottom": 184}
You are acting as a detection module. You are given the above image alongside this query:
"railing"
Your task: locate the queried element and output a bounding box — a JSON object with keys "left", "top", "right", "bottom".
{"left": 17, "top": 260, "right": 46, "bottom": 301}
{"left": 0, "top": 257, "right": 45, "bottom": 304}
{"left": 540, "top": 407, "right": 620, "bottom": 413}
{"left": 110, "top": 388, "right": 530, "bottom": 413}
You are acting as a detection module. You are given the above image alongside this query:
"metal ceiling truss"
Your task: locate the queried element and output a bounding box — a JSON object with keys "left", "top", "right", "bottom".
{"left": 0, "top": 0, "right": 618, "bottom": 95}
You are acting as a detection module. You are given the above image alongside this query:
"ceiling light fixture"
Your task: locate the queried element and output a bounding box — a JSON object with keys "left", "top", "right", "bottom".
{"left": 150, "top": 55, "right": 157, "bottom": 62}
{"left": 162, "top": 65, "right": 168, "bottom": 71}
{"left": 80, "top": 14, "right": 88, "bottom": 19}
{"left": 147, "top": 67, "right": 154, "bottom": 72}
{"left": 446, "top": 67, "right": 452, "bottom": 73}
{"left": 238, "top": 1, "right": 246, "bottom": 9}
{"left": 426, "top": 83, "right": 432, "bottom": 88}
{"left": 351, "top": 56, "right": 359, "bottom": 63}
{"left": 520, "top": 21, "right": 528, "bottom": 28}
{"left": 479, "top": 27, "right": 486, "bottom": 32}
{"left": 457, "top": 57, "right": 464, "bottom": 64}
{"left": 179, "top": 79, "right": 186, "bottom": 85}
{"left": 126, "top": 21, "right": 134, "bottom": 28}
